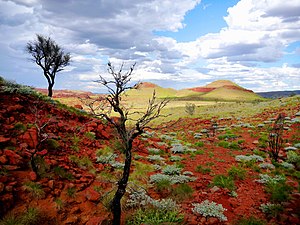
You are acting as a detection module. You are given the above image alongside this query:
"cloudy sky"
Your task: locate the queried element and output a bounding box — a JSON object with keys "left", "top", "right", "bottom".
{"left": 0, "top": 0, "right": 300, "bottom": 92}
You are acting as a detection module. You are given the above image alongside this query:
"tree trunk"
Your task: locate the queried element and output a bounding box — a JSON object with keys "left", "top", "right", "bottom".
{"left": 112, "top": 141, "right": 133, "bottom": 225}
{"left": 48, "top": 83, "right": 53, "bottom": 97}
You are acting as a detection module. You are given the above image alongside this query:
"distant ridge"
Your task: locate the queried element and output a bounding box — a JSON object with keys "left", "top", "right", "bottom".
{"left": 256, "top": 90, "right": 300, "bottom": 98}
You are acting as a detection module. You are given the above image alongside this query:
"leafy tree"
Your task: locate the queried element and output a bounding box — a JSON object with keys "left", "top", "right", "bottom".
{"left": 82, "top": 62, "right": 169, "bottom": 225}
{"left": 26, "top": 34, "right": 71, "bottom": 97}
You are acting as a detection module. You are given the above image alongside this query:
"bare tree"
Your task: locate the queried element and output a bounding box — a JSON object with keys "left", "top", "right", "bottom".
{"left": 26, "top": 34, "right": 71, "bottom": 97}
{"left": 84, "top": 62, "right": 169, "bottom": 225}
{"left": 268, "top": 113, "right": 285, "bottom": 162}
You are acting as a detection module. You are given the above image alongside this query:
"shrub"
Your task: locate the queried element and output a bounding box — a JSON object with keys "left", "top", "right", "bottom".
{"left": 171, "top": 183, "right": 193, "bottom": 201}
{"left": 155, "top": 178, "right": 172, "bottom": 192}
{"left": 287, "top": 151, "right": 300, "bottom": 163}
{"left": 46, "top": 139, "right": 60, "bottom": 150}
{"left": 218, "top": 133, "right": 238, "bottom": 140}
{"left": 20, "top": 207, "right": 41, "bottom": 225}
{"left": 185, "top": 102, "right": 196, "bottom": 116}
{"left": 96, "top": 153, "right": 118, "bottom": 164}
{"left": 255, "top": 174, "right": 285, "bottom": 184}
{"left": 147, "top": 148, "right": 161, "bottom": 155}
{"left": 212, "top": 174, "right": 235, "bottom": 191}
{"left": 147, "top": 155, "right": 165, "bottom": 162}
{"left": 84, "top": 131, "right": 96, "bottom": 140}
{"left": 162, "top": 165, "right": 182, "bottom": 175}
{"left": 195, "top": 165, "right": 211, "bottom": 174}
{"left": 126, "top": 208, "right": 184, "bottom": 225}
{"left": 169, "top": 155, "right": 183, "bottom": 162}
{"left": 66, "top": 187, "right": 76, "bottom": 198}
{"left": 260, "top": 203, "right": 283, "bottom": 217}
{"left": 265, "top": 179, "right": 292, "bottom": 203}
{"left": 280, "top": 161, "right": 295, "bottom": 169}
{"left": 23, "top": 181, "right": 45, "bottom": 199}
{"left": 195, "top": 141, "right": 204, "bottom": 147}
{"left": 228, "top": 165, "right": 247, "bottom": 180}
{"left": 235, "top": 155, "right": 264, "bottom": 162}
{"left": 0, "top": 207, "right": 41, "bottom": 225}
{"left": 170, "top": 143, "right": 185, "bottom": 154}
{"left": 192, "top": 200, "right": 227, "bottom": 222}
{"left": 258, "top": 163, "right": 275, "bottom": 170}
{"left": 53, "top": 166, "right": 74, "bottom": 180}
{"left": 234, "top": 216, "right": 267, "bottom": 225}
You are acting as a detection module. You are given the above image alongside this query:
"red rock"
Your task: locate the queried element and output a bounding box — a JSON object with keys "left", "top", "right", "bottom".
{"left": 0, "top": 136, "right": 10, "bottom": 143}
{"left": 29, "top": 171, "right": 37, "bottom": 181}
{"left": 5, "top": 185, "right": 13, "bottom": 192}
{"left": 85, "top": 188, "right": 101, "bottom": 202}
{"left": 37, "top": 149, "right": 48, "bottom": 156}
{"left": 21, "top": 128, "right": 38, "bottom": 148}
{"left": 0, "top": 155, "right": 8, "bottom": 164}
{"left": 7, "top": 104, "right": 23, "bottom": 113}
{"left": 48, "top": 180, "right": 54, "bottom": 189}
{"left": 0, "top": 182, "right": 4, "bottom": 193}
{"left": 207, "top": 217, "right": 219, "bottom": 224}
{"left": 0, "top": 176, "right": 8, "bottom": 183}
{"left": 86, "top": 215, "right": 109, "bottom": 225}
{"left": 4, "top": 149, "right": 22, "bottom": 165}
{"left": 74, "top": 104, "right": 83, "bottom": 110}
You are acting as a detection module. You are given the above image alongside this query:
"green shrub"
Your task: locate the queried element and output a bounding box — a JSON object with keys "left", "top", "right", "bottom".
{"left": 218, "top": 133, "right": 238, "bottom": 140}
{"left": 195, "top": 165, "right": 211, "bottom": 174}
{"left": 0, "top": 207, "right": 41, "bottom": 225}
{"left": 260, "top": 203, "right": 283, "bottom": 218}
{"left": 171, "top": 183, "right": 193, "bottom": 201}
{"left": 234, "top": 216, "right": 266, "bottom": 225}
{"left": 212, "top": 174, "right": 235, "bottom": 191}
{"left": 126, "top": 208, "right": 184, "bottom": 225}
{"left": 66, "top": 187, "right": 76, "bottom": 198}
{"left": 228, "top": 165, "right": 247, "bottom": 180}
{"left": 14, "top": 122, "right": 27, "bottom": 133}
{"left": 20, "top": 207, "right": 40, "bottom": 225}
{"left": 218, "top": 140, "right": 230, "bottom": 148}
{"left": 155, "top": 178, "right": 172, "bottom": 192}
{"left": 53, "top": 166, "right": 74, "bottom": 180}
{"left": 46, "top": 139, "right": 60, "bottom": 150}
{"left": 70, "top": 134, "right": 80, "bottom": 152}
{"left": 195, "top": 141, "right": 204, "bottom": 147}
{"left": 23, "top": 181, "right": 45, "bottom": 199}
{"left": 265, "top": 179, "right": 292, "bottom": 203}
{"left": 84, "top": 132, "right": 96, "bottom": 140}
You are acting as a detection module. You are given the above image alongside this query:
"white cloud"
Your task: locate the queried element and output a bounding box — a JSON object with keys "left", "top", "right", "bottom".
{"left": 0, "top": 0, "right": 299, "bottom": 92}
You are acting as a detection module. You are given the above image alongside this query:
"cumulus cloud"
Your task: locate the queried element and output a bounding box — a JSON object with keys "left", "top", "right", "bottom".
{"left": 0, "top": 0, "right": 299, "bottom": 92}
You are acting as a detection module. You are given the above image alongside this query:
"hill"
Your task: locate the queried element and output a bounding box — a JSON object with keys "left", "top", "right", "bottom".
{"left": 124, "top": 80, "right": 263, "bottom": 102}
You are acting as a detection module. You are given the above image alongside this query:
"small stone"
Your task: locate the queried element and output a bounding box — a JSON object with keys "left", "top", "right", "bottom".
{"left": 48, "top": 180, "right": 54, "bottom": 189}
{"left": 29, "top": 171, "right": 37, "bottom": 181}
{"left": 85, "top": 188, "right": 101, "bottom": 202}
{"left": 207, "top": 217, "right": 219, "bottom": 224}
{"left": 0, "top": 182, "right": 4, "bottom": 193}
{"left": 210, "top": 186, "right": 220, "bottom": 193}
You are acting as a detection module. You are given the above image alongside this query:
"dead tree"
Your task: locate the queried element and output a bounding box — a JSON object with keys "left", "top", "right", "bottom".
{"left": 85, "top": 62, "right": 169, "bottom": 225}
{"left": 268, "top": 113, "right": 285, "bottom": 162}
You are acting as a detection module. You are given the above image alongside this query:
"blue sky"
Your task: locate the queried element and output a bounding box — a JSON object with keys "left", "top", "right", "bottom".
{"left": 0, "top": 0, "right": 299, "bottom": 93}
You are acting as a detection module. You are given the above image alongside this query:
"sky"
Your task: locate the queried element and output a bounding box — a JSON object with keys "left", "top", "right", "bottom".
{"left": 0, "top": 0, "right": 300, "bottom": 93}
